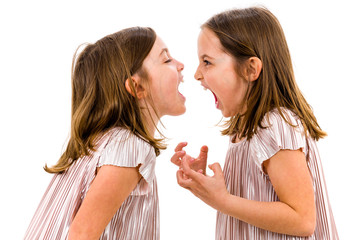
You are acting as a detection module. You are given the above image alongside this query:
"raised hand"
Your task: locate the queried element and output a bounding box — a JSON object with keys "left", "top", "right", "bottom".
{"left": 170, "top": 142, "right": 208, "bottom": 175}
{"left": 176, "top": 156, "right": 229, "bottom": 211}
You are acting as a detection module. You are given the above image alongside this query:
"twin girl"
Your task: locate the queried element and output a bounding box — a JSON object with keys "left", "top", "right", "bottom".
{"left": 25, "top": 7, "right": 338, "bottom": 240}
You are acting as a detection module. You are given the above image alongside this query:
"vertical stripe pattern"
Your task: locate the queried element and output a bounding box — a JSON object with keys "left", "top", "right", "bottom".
{"left": 216, "top": 108, "right": 339, "bottom": 239}
{"left": 24, "top": 128, "right": 159, "bottom": 240}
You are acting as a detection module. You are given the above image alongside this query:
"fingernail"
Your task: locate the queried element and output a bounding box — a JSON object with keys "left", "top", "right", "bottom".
{"left": 190, "top": 158, "right": 195, "bottom": 162}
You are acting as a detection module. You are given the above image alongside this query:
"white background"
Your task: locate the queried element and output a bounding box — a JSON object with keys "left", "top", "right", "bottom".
{"left": 1, "top": 0, "right": 358, "bottom": 239}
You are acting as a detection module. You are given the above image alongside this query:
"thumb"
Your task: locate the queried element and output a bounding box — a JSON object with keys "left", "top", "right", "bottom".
{"left": 198, "top": 145, "right": 208, "bottom": 160}
{"left": 209, "top": 162, "right": 223, "bottom": 177}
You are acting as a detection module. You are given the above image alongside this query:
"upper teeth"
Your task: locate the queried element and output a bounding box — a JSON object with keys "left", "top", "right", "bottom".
{"left": 203, "top": 87, "right": 208, "bottom": 90}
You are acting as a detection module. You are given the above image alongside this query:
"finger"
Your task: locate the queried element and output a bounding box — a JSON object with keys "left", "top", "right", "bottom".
{"left": 198, "top": 145, "right": 208, "bottom": 160}
{"left": 170, "top": 151, "right": 186, "bottom": 166}
{"left": 182, "top": 156, "right": 205, "bottom": 182}
{"left": 174, "top": 142, "right": 188, "bottom": 152}
{"left": 208, "top": 162, "right": 224, "bottom": 178}
{"left": 176, "top": 169, "right": 192, "bottom": 189}
{"left": 183, "top": 155, "right": 195, "bottom": 162}
{"left": 183, "top": 173, "right": 190, "bottom": 180}
{"left": 179, "top": 168, "right": 190, "bottom": 180}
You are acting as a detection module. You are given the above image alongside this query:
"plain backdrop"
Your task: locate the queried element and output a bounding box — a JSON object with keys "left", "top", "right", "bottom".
{"left": 1, "top": 0, "right": 358, "bottom": 239}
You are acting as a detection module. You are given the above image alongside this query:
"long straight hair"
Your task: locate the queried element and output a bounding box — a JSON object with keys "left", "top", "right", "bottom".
{"left": 203, "top": 7, "right": 326, "bottom": 140}
{"left": 45, "top": 27, "right": 165, "bottom": 174}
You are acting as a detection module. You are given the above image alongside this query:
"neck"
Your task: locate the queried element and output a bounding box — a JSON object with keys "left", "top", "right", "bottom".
{"left": 141, "top": 107, "right": 161, "bottom": 138}
{"left": 145, "top": 118, "right": 159, "bottom": 138}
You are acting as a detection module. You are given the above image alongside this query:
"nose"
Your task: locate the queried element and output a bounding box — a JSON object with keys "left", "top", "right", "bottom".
{"left": 194, "top": 66, "right": 203, "bottom": 81}
{"left": 177, "top": 60, "right": 184, "bottom": 71}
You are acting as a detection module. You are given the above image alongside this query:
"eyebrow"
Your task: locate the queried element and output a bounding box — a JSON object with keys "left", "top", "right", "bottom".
{"left": 159, "top": 48, "right": 169, "bottom": 56}
{"left": 200, "top": 54, "right": 213, "bottom": 59}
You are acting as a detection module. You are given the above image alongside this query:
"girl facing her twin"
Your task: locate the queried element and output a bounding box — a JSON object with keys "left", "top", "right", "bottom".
{"left": 25, "top": 27, "right": 185, "bottom": 239}
{"left": 25, "top": 7, "right": 338, "bottom": 240}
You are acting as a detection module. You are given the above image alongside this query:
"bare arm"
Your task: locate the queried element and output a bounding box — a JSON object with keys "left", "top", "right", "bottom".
{"left": 68, "top": 165, "right": 141, "bottom": 240}
{"left": 177, "top": 149, "right": 316, "bottom": 237}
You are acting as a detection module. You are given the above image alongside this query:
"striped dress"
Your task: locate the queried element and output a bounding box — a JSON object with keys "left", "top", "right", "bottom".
{"left": 216, "top": 108, "right": 339, "bottom": 239}
{"left": 24, "top": 128, "right": 159, "bottom": 240}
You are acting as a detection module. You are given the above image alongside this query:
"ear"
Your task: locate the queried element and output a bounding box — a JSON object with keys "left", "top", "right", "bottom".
{"left": 247, "top": 57, "right": 262, "bottom": 82}
{"left": 125, "top": 75, "right": 147, "bottom": 99}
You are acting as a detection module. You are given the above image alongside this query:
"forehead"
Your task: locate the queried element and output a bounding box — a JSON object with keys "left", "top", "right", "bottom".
{"left": 149, "top": 37, "right": 167, "bottom": 57}
{"left": 197, "top": 28, "right": 224, "bottom": 56}
{"left": 143, "top": 36, "right": 168, "bottom": 66}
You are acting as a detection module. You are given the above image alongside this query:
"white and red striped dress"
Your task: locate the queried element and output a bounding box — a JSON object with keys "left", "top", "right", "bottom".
{"left": 24, "top": 128, "right": 159, "bottom": 240}
{"left": 216, "top": 108, "right": 339, "bottom": 239}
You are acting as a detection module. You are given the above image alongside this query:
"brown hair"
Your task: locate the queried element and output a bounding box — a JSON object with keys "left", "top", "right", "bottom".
{"left": 45, "top": 27, "right": 165, "bottom": 174}
{"left": 203, "top": 7, "right": 326, "bottom": 140}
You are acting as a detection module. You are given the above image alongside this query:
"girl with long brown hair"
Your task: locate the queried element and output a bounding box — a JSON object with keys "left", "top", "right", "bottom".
{"left": 171, "top": 7, "right": 338, "bottom": 239}
{"left": 25, "top": 26, "right": 186, "bottom": 240}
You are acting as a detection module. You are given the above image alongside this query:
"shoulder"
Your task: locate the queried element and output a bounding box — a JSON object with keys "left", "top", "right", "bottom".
{"left": 251, "top": 108, "right": 308, "bottom": 170}
{"left": 93, "top": 127, "right": 156, "bottom": 168}
{"left": 258, "top": 107, "right": 306, "bottom": 144}
{"left": 98, "top": 128, "right": 157, "bottom": 195}
{"left": 102, "top": 127, "right": 155, "bottom": 155}
{"left": 262, "top": 107, "right": 302, "bottom": 129}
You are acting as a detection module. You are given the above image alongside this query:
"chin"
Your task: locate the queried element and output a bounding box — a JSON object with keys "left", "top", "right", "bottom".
{"left": 221, "top": 110, "right": 236, "bottom": 118}
{"left": 176, "top": 106, "right": 186, "bottom": 116}
{"left": 170, "top": 105, "right": 186, "bottom": 116}
{"left": 221, "top": 110, "right": 230, "bottom": 118}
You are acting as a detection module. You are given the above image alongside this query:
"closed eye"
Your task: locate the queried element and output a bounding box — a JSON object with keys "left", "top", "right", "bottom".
{"left": 165, "top": 59, "right": 173, "bottom": 63}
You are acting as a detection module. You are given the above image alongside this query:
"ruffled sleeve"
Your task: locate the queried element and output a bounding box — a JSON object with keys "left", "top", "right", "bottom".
{"left": 97, "top": 128, "right": 156, "bottom": 195}
{"left": 251, "top": 108, "right": 308, "bottom": 173}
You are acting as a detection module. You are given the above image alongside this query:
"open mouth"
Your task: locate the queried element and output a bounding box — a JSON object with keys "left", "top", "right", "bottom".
{"left": 178, "top": 78, "right": 186, "bottom": 100}
{"left": 178, "top": 91, "right": 185, "bottom": 99}
{"left": 210, "top": 90, "right": 219, "bottom": 108}
{"left": 202, "top": 84, "right": 219, "bottom": 109}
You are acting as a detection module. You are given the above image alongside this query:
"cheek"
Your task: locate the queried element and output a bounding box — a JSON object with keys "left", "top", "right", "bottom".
{"left": 158, "top": 77, "right": 177, "bottom": 99}
{"left": 201, "top": 67, "right": 216, "bottom": 86}
{"left": 208, "top": 70, "right": 230, "bottom": 93}
{"left": 201, "top": 66, "right": 210, "bottom": 76}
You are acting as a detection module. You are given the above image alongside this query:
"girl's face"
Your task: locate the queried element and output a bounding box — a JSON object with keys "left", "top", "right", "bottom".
{"left": 194, "top": 28, "right": 249, "bottom": 118}
{"left": 142, "top": 37, "right": 186, "bottom": 117}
